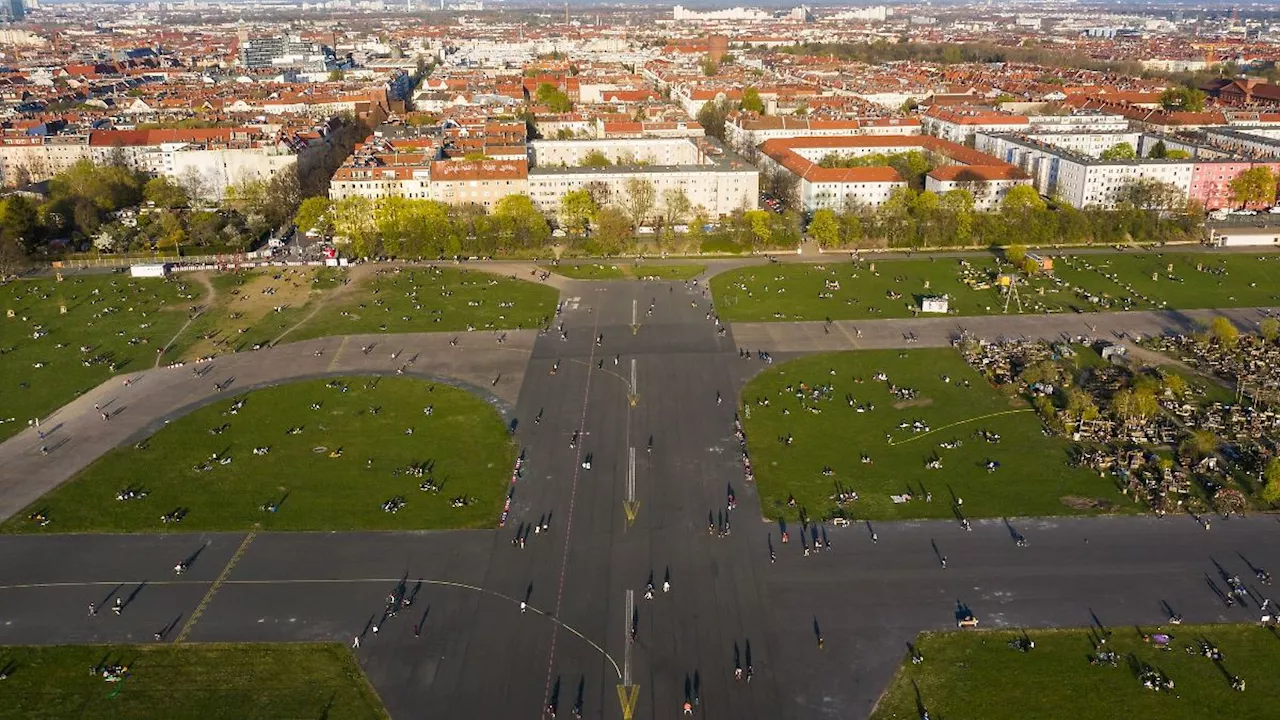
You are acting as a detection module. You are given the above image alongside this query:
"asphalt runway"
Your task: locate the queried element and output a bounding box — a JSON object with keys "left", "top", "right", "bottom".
{"left": 3, "top": 272, "right": 1280, "bottom": 719}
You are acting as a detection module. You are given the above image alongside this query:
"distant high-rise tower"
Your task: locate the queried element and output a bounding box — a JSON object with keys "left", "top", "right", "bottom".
{"left": 5, "top": 0, "right": 25, "bottom": 21}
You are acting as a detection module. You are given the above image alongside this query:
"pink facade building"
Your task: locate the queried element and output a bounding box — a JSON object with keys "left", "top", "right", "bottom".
{"left": 1189, "top": 161, "right": 1280, "bottom": 210}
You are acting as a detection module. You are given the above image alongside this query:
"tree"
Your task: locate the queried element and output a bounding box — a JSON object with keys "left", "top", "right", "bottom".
{"left": 1263, "top": 458, "right": 1280, "bottom": 505}
{"left": 1115, "top": 178, "right": 1186, "bottom": 212}
{"left": 559, "top": 189, "right": 597, "bottom": 235}
{"left": 696, "top": 98, "right": 734, "bottom": 142}
{"left": 592, "top": 205, "right": 632, "bottom": 254}
{"left": 1005, "top": 244, "right": 1028, "bottom": 265}
{"left": 1162, "top": 373, "right": 1188, "bottom": 399}
{"left": 1000, "top": 185, "right": 1046, "bottom": 213}
{"left": 535, "top": 83, "right": 573, "bottom": 113}
{"left": 741, "top": 86, "right": 765, "bottom": 114}
{"left": 143, "top": 176, "right": 189, "bottom": 209}
{"left": 0, "top": 236, "right": 29, "bottom": 275}
{"left": 1228, "top": 166, "right": 1278, "bottom": 208}
{"left": 1064, "top": 387, "right": 1100, "bottom": 423}
{"left": 1261, "top": 317, "right": 1280, "bottom": 343}
{"left": 331, "top": 195, "right": 378, "bottom": 257}
{"left": 1148, "top": 140, "right": 1168, "bottom": 158}
{"left": 1209, "top": 316, "right": 1240, "bottom": 347}
{"left": 619, "top": 178, "right": 657, "bottom": 227}
{"left": 294, "top": 196, "right": 333, "bottom": 236}
{"left": 743, "top": 209, "right": 772, "bottom": 247}
{"left": 583, "top": 181, "right": 612, "bottom": 208}
{"left": 493, "top": 194, "right": 550, "bottom": 249}
{"left": 1099, "top": 142, "right": 1137, "bottom": 161}
{"left": 580, "top": 150, "right": 612, "bottom": 168}
{"left": 808, "top": 208, "right": 839, "bottom": 248}
{"left": 660, "top": 187, "right": 692, "bottom": 229}
{"left": 1159, "top": 86, "right": 1205, "bottom": 112}
{"left": 1181, "top": 429, "right": 1220, "bottom": 459}
{"left": 0, "top": 195, "right": 39, "bottom": 252}
{"left": 700, "top": 57, "right": 719, "bottom": 76}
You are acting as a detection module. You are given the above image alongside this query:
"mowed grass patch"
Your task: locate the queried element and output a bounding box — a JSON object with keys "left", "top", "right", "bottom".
{"left": 872, "top": 625, "right": 1280, "bottom": 720}
{"left": 165, "top": 267, "right": 347, "bottom": 360}
{"left": 712, "top": 251, "right": 1280, "bottom": 323}
{"left": 741, "top": 350, "right": 1120, "bottom": 521}
{"left": 544, "top": 263, "right": 706, "bottom": 281}
{"left": 2, "top": 377, "right": 514, "bottom": 533}
{"left": 291, "top": 266, "right": 557, "bottom": 340}
{"left": 0, "top": 643, "right": 386, "bottom": 720}
{"left": 1052, "top": 251, "right": 1280, "bottom": 312}
{"left": 0, "top": 273, "right": 203, "bottom": 442}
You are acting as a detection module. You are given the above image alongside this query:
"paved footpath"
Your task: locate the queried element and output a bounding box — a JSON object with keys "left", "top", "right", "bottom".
{"left": 1, "top": 278, "right": 1279, "bottom": 720}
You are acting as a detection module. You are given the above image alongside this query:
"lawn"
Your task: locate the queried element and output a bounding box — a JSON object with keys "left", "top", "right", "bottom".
{"left": 872, "top": 624, "right": 1280, "bottom": 720}
{"left": 2, "top": 377, "right": 515, "bottom": 533}
{"left": 740, "top": 350, "right": 1122, "bottom": 521}
{"left": 0, "top": 643, "right": 386, "bottom": 720}
{"left": 543, "top": 262, "right": 705, "bottom": 281}
{"left": 0, "top": 273, "right": 204, "bottom": 442}
{"left": 163, "top": 267, "right": 347, "bottom": 361}
{"left": 288, "top": 266, "right": 558, "bottom": 341}
{"left": 712, "top": 251, "right": 1280, "bottom": 323}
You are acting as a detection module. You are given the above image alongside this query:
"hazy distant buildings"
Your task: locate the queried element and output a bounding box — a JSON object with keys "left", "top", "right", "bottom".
{"left": 2, "top": 0, "right": 25, "bottom": 22}
{"left": 672, "top": 5, "right": 770, "bottom": 22}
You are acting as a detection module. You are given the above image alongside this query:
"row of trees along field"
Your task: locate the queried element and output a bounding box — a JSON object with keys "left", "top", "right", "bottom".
{"left": 803, "top": 184, "right": 1205, "bottom": 250}
{"left": 0, "top": 116, "right": 366, "bottom": 270}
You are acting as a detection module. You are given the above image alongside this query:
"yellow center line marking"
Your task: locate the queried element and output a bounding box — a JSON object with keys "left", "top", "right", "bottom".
{"left": 172, "top": 530, "right": 256, "bottom": 644}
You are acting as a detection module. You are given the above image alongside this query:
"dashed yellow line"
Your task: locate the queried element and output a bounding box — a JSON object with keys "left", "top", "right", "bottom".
{"left": 172, "top": 530, "right": 256, "bottom": 643}
{"left": 326, "top": 336, "right": 350, "bottom": 372}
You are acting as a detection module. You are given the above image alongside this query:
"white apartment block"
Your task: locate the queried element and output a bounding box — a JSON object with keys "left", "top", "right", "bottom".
{"left": 979, "top": 133, "right": 1193, "bottom": 208}
{"left": 0, "top": 130, "right": 315, "bottom": 199}
{"left": 977, "top": 131, "right": 1144, "bottom": 160}
{"left": 529, "top": 138, "right": 705, "bottom": 167}
{"left": 724, "top": 116, "right": 921, "bottom": 154}
{"left": 528, "top": 166, "right": 757, "bottom": 220}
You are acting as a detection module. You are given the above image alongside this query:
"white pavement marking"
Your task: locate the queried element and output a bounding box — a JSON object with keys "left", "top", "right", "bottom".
{"left": 623, "top": 588, "right": 634, "bottom": 687}
{"left": 630, "top": 358, "right": 637, "bottom": 396}
{"left": 627, "top": 446, "right": 636, "bottom": 503}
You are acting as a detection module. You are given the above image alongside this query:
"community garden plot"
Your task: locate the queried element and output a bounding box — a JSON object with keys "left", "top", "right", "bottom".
{"left": 0, "top": 643, "right": 385, "bottom": 720}
{"left": 2, "top": 377, "right": 514, "bottom": 533}
{"left": 872, "top": 625, "right": 1280, "bottom": 720}
{"left": 289, "top": 266, "right": 559, "bottom": 341}
{"left": 0, "top": 273, "right": 203, "bottom": 442}
{"left": 740, "top": 350, "right": 1120, "bottom": 521}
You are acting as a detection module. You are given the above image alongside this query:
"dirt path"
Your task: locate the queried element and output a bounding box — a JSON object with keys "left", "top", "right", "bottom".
{"left": 153, "top": 271, "right": 217, "bottom": 368}
{"left": 269, "top": 263, "right": 375, "bottom": 346}
{"left": 1125, "top": 344, "right": 1234, "bottom": 391}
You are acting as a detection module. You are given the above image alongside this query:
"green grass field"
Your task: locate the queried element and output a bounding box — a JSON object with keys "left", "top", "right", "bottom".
{"left": 741, "top": 350, "right": 1122, "bottom": 521}
{"left": 872, "top": 625, "right": 1280, "bottom": 720}
{"left": 289, "top": 267, "right": 558, "bottom": 340}
{"left": 0, "top": 273, "right": 204, "bottom": 443}
{"left": 0, "top": 643, "right": 386, "bottom": 720}
{"left": 543, "top": 263, "right": 705, "bottom": 281}
{"left": 712, "top": 251, "right": 1280, "bottom": 322}
{"left": 2, "top": 377, "right": 515, "bottom": 533}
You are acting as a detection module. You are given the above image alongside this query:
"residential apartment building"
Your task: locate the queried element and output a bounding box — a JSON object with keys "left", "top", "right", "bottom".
{"left": 0, "top": 128, "right": 320, "bottom": 199}
{"left": 978, "top": 133, "right": 1193, "bottom": 208}
{"left": 757, "top": 135, "right": 1022, "bottom": 211}
{"left": 331, "top": 136, "right": 757, "bottom": 219}
{"left": 924, "top": 166, "right": 1032, "bottom": 211}
{"left": 724, "top": 115, "right": 921, "bottom": 154}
